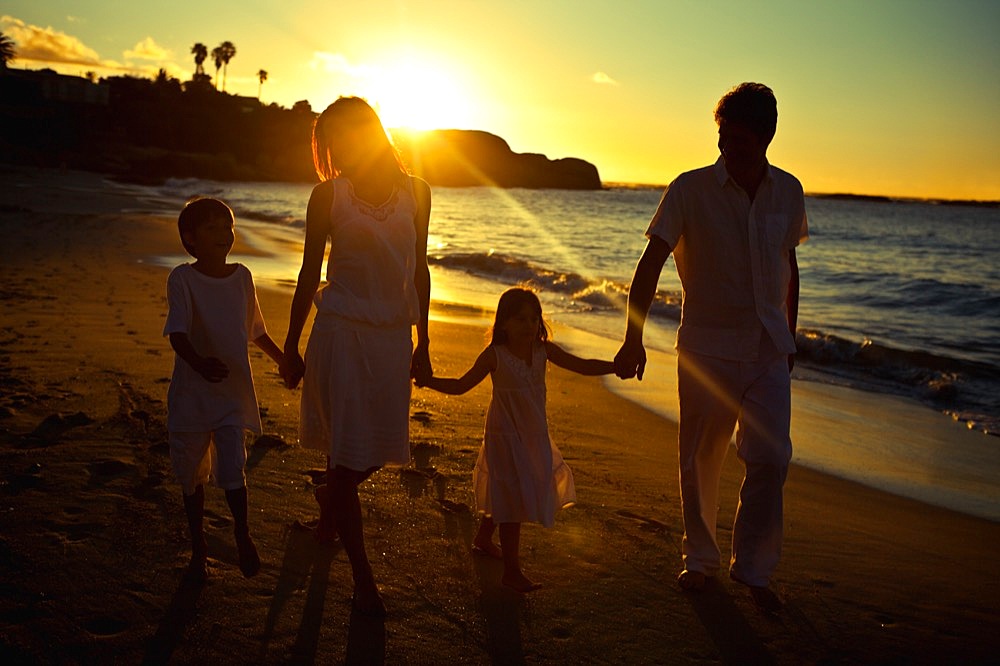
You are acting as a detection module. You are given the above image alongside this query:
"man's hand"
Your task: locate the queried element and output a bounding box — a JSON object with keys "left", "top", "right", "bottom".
{"left": 614, "top": 338, "right": 647, "bottom": 381}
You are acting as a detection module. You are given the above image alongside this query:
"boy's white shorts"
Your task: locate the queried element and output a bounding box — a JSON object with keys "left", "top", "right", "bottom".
{"left": 169, "top": 426, "right": 247, "bottom": 495}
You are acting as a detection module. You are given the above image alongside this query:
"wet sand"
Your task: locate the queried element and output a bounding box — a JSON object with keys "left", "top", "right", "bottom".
{"left": 1, "top": 166, "right": 998, "bottom": 664}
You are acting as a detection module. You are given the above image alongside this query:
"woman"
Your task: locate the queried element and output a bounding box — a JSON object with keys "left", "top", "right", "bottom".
{"left": 282, "top": 97, "right": 432, "bottom": 616}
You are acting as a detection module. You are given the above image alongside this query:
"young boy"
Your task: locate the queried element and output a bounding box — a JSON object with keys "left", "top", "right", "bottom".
{"left": 164, "top": 197, "right": 283, "bottom": 581}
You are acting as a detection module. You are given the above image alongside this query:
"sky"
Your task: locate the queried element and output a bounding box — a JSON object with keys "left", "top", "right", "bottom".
{"left": 3, "top": 1, "right": 999, "bottom": 200}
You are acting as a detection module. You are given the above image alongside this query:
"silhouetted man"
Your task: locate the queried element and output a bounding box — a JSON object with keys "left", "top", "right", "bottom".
{"left": 614, "top": 82, "right": 808, "bottom": 612}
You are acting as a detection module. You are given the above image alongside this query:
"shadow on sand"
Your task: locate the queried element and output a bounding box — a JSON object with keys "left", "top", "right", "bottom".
{"left": 684, "top": 578, "right": 774, "bottom": 665}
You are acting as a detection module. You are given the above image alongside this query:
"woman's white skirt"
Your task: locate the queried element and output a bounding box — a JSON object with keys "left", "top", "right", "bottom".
{"left": 300, "top": 313, "right": 412, "bottom": 471}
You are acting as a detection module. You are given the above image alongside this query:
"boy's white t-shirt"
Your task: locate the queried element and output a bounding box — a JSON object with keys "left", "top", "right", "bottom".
{"left": 164, "top": 263, "right": 267, "bottom": 433}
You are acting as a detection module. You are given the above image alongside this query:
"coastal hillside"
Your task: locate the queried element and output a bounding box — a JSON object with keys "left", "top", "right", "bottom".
{"left": 0, "top": 68, "right": 600, "bottom": 189}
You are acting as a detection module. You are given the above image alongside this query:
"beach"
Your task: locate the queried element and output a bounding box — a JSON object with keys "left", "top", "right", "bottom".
{"left": 1, "top": 167, "right": 998, "bottom": 664}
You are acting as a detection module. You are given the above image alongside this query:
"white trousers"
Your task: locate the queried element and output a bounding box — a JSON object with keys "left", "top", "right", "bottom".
{"left": 676, "top": 335, "right": 792, "bottom": 587}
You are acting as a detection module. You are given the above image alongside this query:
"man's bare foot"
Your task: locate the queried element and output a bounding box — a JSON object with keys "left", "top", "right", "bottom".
{"left": 677, "top": 569, "right": 710, "bottom": 591}
{"left": 502, "top": 571, "right": 543, "bottom": 593}
{"left": 730, "top": 573, "right": 783, "bottom": 613}
{"left": 471, "top": 539, "right": 502, "bottom": 559}
{"left": 313, "top": 485, "right": 337, "bottom": 545}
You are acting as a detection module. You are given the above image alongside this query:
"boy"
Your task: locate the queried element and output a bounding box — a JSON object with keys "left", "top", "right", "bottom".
{"left": 164, "top": 197, "right": 283, "bottom": 581}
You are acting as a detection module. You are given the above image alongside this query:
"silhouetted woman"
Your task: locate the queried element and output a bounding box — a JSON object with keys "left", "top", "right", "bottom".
{"left": 282, "top": 96, "right": 432, "bottom": 616}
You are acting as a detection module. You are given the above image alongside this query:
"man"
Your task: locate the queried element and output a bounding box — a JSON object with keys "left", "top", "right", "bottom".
{"left": 614, "top": 82, "right": 808, "bottom": 612}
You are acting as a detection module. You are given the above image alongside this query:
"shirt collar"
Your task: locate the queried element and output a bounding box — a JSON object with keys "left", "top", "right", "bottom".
{"left": 713, "top": 156, "right": 774, "bottom": 188}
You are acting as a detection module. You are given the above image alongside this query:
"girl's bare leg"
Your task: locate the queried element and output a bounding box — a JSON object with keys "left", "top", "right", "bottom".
{"left": 330, "top": 465, "right": 385, "bottom": 616}
{"left": 499, "top": 522, "right": 542, "bottom": 592}
{"left": 472, "top": 516, "right": 502, "bottom": 558}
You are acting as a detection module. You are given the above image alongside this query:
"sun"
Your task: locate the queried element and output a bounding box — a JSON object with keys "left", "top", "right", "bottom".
{"left": 363, "top": 54, "right": 476, "bottom": 131}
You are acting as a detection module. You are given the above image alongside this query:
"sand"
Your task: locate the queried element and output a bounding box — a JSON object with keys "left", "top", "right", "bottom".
{"left": 1, "top": 165, "right": 998, "bottom": 664}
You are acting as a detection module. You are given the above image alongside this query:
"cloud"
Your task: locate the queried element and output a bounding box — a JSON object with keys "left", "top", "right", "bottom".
{"left": 592, "top": 71, "right": 620, "bottom": 86}
{"left": 309, "top": 51, "right": 372, "bottom": 79}
{"left": 0, "top": 15, "right": 102, "bottom": 67}
{"left": 124, "top": 37, "right": 170, "bottom": 61}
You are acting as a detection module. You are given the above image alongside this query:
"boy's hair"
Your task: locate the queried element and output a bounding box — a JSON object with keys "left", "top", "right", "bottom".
{"left": 489, "top": 286, "right": 551, "bottom": 347}
{"left": 178, "top": 197, "right": 234, "bottom": 257}
{"left": 714, "top": 82, "right": 777, "bottom": 142}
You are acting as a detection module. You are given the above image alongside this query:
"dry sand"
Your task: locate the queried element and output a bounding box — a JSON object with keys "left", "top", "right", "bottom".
{"left": 1, "top": 166, "right": 998, "bottom": 664}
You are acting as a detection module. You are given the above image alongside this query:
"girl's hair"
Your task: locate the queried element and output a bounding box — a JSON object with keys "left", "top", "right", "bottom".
{"left": 177, "top": 197, "right": 234, "bottom": 257}
{"left": 489, "top": 287, "right": 550, "bottom": 347}
{"left": 311, "top": 96, "right": 408, "bottom": 182}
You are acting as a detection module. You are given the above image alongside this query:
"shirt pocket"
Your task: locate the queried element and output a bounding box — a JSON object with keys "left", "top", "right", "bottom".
{"left": 764, "top": 213, "right": 791, "bottom": 250}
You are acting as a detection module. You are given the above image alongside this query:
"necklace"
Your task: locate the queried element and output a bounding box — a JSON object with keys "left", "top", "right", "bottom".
{"left": 348, "top": 182, "right": 399, "bottom": 221}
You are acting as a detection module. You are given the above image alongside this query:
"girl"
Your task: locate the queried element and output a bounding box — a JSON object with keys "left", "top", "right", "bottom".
{"left": 281, "top": 97, "right": 433, "bottom": 617}
{"left": 417, "top": 287, "right": 613, "bottom": 592}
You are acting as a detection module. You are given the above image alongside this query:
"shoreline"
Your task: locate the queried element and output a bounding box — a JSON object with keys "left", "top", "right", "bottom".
{"left": 1, "top": 167, "right": 999, "bottom": 663}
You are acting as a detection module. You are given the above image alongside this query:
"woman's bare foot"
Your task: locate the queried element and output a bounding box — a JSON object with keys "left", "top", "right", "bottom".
{"left": 502, "top": 571, "right": 543, "bottom": 593}
{"left": 351, "top": 581, "right": 387, "bottom": 618}
{"left": 313, "top": 484, "right": 337, "bottom": 545}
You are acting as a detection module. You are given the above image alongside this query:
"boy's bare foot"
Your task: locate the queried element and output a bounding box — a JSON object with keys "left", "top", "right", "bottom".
{"left": 502, "top": 571, "right": 543, "bottom": 593}
{"left": 313, "top": 485, "right": 337, "bottom": 545}
{"left": 183, "top": 533, "right": 208, "bottom": 583}
{"left": 677, "top": 569, "right": 709, "bottom": 591}
{"left": 235, "top": 529, "right": 261, "bottom": 578}
{"left": 471, "top": 539, "right": 502, "bottom": 559}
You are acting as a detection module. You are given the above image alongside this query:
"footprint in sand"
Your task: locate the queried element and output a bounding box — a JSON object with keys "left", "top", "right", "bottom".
{"left": 614, "top": 509, "right": 671, "bottom": 533}
{"left": 83, "top": 616, "right": 129, "bottom": 637}
{"left": 20, "top": 411, "right": 95, "bottom": 446}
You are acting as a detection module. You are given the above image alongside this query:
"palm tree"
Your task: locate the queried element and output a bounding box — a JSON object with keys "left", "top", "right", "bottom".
{"left": 0, "top": 31, "right": 16, "bottom": 70}
{"left": 257, "top": 69, "right": 268, "bottom": 99}
{"left": 211, "top": 45, "right": 223, "bottom": 89}
{"left": 216, "top": 41, "right": 236, "bottom": 92}
{"left": 191, "top": 43, "right": 207, "bottom": 76}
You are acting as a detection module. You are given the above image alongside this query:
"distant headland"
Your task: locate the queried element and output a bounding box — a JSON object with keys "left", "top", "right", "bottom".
{"left": 0, "top": 67, "right": 601, "bottom": 190}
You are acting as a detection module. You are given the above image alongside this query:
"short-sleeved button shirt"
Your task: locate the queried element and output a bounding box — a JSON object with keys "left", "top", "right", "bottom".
{"left": 646, "top": 158, "right": 808, "bottom": 361}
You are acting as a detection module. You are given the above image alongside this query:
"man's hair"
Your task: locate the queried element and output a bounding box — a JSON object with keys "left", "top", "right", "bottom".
{"left": 714, "top": 82, "right": 777, "bottom": 141}
{"left": 177, "top": 197, "right": 234, "bottom": 257}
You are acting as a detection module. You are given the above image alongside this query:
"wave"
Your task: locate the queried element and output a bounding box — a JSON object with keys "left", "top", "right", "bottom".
{"left": 428, "top": 251, "right": 681, "bottom": 316}
{"left": 795, "top": 329, "right": 1000, "bottom": 436}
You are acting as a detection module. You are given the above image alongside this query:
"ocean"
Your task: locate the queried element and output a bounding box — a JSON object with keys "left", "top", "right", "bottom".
{"left": 137, "top": 177, "right": 1000, "bottom": 521}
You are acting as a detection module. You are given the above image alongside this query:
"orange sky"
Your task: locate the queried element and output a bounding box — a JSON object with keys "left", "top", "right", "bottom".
{"left": 3, "top": 2, "right": 999, "bottom": 200}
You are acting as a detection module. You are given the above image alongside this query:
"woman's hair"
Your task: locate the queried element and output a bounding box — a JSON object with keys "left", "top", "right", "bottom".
{"left": 311, "top": 96, "right": 407, "bottom": 182}
{"left": 714, "top": 82, "right": 777, "bottom": 142}
{"left": 177, "top": 197, "right": 234, "bottom": 257}
{"left": 489, "top": 287, "right": 550, "bottom": 347}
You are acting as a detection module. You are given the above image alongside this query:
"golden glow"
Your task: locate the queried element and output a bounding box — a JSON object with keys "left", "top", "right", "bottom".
{"left": 361, "top": 53, "right": 476, "bottom": 131}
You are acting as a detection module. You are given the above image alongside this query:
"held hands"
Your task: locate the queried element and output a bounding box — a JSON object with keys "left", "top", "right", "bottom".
{"left": 410, "top": 343, "right": 432, "bottom": 387}
{"left": 614, "top": 338, "right": 647, "bottom": 381}
{"left": 280, "top": 350, "right": 305, "bottom": 389}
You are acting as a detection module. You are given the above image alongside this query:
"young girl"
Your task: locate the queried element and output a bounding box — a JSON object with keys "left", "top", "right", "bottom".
{"left": 417, "top": 287, "right": 613, "bottom": 592}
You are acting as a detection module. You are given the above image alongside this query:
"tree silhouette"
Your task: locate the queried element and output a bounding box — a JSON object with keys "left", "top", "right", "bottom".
{"left": 216, "top": 41, "right": 236, "bottom": 92}
{"left": 211, "top": 45, "right": 223, "bottom": 89}
{"left": 257, "top": 69, "right": 267, "bottom": 100}
{"left": 0, "top": 31, "right": 16, "bottom": 70}
{"left": 191, "top": 43, "right": 207, "bottom": 76}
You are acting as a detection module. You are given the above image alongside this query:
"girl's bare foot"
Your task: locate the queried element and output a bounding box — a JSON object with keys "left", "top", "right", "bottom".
{"left": 471, "top": 538, "right": 502, "bottom": 559}
{"left": 502, "top": 571, "right": 542, "bottom": 593}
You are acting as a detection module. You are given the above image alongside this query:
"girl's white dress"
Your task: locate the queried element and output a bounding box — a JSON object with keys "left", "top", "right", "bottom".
{"left": 474, "top": 343, "right": 576, "bottom": 527}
